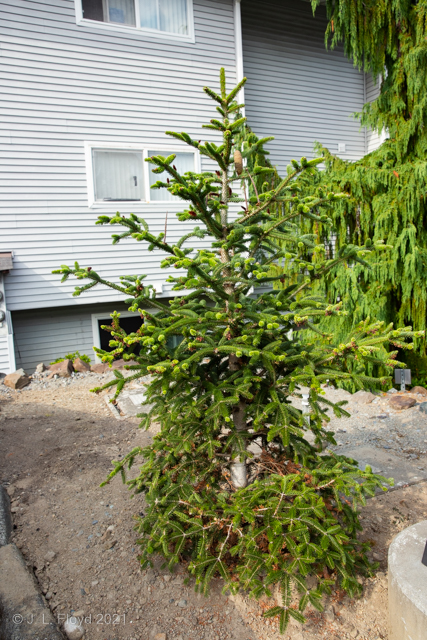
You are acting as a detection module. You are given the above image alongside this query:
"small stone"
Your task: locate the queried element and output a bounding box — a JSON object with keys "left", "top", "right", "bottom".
{"left": 6, "top": 485, "right": 15, "bottom": 498}
{"left": 348, "top": 625, "right": 359, "bottom": 638}
{"left": 154, "top": 634, "right": 166, "bottom": 640}
{"left": 4, "top": 369, "right": 30, "bottom": 390}
{"left": 323, "top": 607, "right": 335, "bottom": 622}
{"left": 373, "top": 552, "right": 383, "bottom": 561}
{"left": 35, "top": 363, "right": 45, "bottom": 373}
{"left": 352, "top": 390, "right": 377, "bottom": 404}
{"left": 176, "top": 598, "right": 187, "bottom": 608}
{"left": 44, "top": 550, "right": 57, "bottom": 562}
{"left": 163, "top": 575, "right": 171, "bottom": 582}
{"left": 91, "top": 580, "right": 99, "bottom": 587}
{"left": 73, "top": 357, "right": 91, "bottom": 373}
{"left": 73, "top": 610, "right": 85, "bottom": 618}
{"left": 92, "top": 520, "right": 98, "bottom": 525}
{"left": 410, "top": 386, "right": 427, "bottom": 396}
{"left": 45, "top": 591, "right": 53, "bottom": 600}
{"left": 103, "top": 539, "right": 117, "bottom": 550}
{"left": 387, "top": 387, "right": 398, "bottom": 394}
{"left": 389, "top": 395, "right": 417, "bottom": 410}
{"left": 64, "top": 617, "right": 84, "bottom": 640}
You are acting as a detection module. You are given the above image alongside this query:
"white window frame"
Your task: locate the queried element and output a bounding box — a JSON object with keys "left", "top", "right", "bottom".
{"left": 74, "top": 0, "right": 195, "bottom": 43}
{"left": 84, "top": 141, "right": 200, "bottom": 209}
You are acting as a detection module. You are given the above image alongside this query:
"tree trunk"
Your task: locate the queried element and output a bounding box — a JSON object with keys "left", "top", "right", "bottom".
{"left": 229, "top": 354, "right": 247, "bottom": 488}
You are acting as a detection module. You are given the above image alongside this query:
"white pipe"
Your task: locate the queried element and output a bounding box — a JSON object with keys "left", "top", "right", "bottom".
{"left": 234, "top": 0, "right": 245, "bottom": 117}
{"left": 230, "top": 461, "right": 247, "bottom": 488}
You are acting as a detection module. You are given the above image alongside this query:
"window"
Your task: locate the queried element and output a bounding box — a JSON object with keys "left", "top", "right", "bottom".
{"left": 93, "top": 149, "right": 144, "bottom": 201}
{"left": 78, "top": 0, "right": 193, "bottom": 39}
{"left": 85, "top": 143, "right": 198, "bottom": 206}
{"left": 147, "top": 150, "right": 195, "bottom": 201}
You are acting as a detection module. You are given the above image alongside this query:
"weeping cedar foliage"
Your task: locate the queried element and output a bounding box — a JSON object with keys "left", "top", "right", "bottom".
{"left": 303, "top": 0, "right": 427, "bottom": 355}
{"left": 55, "top": 71, "right": 421, "bottom": 634}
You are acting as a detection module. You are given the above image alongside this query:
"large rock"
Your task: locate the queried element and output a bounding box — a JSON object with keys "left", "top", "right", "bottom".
{"left": 351, "top": 390, "right": 377, "bottom": 404}
{"left": 419, "top": 402, "right": 427, "bottom": 414}
{"left": 48, "top": 360, "right": 74, "bottom": 378}
{"left": 111, "top": 358, "right": 138, "bottom": 370}
{"left": 73, "top": 357, "right": 90, "bottom": 373}
{"left": 90, "top": 363, "right": 109, "bottom": 374}
{"left": 3, "top": 369, "right": 30, "bottom": 390}
{"left": 410, "top": 386, "right": 427, "bottom": 397}
{"left": 111, "top": 359, "right": 126, "bottom": 370}
{"left": 389, "top": 394, "right": 417, "bottom": 410}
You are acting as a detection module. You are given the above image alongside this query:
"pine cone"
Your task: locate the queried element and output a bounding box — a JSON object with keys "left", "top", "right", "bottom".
{"left": 234, "top": 150, "right": 243, "bottom": 175}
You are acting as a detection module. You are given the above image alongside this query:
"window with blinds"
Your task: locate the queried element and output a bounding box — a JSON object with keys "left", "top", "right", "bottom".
{"left": 89, "top": 146, "right": 196, "bottom": 204}
{"left": 148, "top": 151, "right": 195, "bottom": 201}
{"left": 80, "top": 0, "right": 191, "bottom": 37}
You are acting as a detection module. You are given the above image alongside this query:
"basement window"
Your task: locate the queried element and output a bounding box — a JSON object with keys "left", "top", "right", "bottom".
{"left": 79, "top": 0, "right": 194, "bottom": 39}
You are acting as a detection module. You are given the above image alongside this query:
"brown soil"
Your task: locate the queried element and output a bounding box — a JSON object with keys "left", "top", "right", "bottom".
{"left": 1, "top": 376, "right": 427, "bottom": 640}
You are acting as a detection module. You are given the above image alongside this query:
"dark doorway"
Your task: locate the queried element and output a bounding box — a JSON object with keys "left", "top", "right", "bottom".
{"left": 98, "top": 315, "right": 143, "bottom": 354}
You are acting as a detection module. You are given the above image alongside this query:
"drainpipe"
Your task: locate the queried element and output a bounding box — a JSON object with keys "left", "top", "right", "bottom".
{"left": 234, "top": 0, "right": 245, "bottom": 117}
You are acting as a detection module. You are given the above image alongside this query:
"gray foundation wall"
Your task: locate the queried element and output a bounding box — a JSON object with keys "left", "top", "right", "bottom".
{"left": 12, "top": 301, "right": 131, "bottom": 373}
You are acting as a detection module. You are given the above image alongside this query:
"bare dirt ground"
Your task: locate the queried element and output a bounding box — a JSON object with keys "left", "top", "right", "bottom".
{"left": 1, "top": 375, "right": 427, "bottom": 640}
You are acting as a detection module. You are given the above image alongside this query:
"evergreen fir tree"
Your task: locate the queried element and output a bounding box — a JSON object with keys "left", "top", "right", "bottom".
{"left": 55, "top": 71, "right": 421, "bottom": 634}
{"left": 302, "top": 0, "right": 427, "bottom": 361}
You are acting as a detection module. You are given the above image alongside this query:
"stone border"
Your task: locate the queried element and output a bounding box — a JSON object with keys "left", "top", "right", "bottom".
{"left": 0, "top": 485, "right": 66, "bottom": 640}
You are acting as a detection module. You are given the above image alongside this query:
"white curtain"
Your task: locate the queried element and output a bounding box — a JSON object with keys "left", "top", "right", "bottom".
{"left": 139, "top": 0, "right": 188, "bottom": 34}
{"left": 105, "top": 0, "right": 136, "bottom": 25}
{"left": 148, "top": 151, "right": 194, "bottom": 201}
{"left": 93, "top": 150, "right": 144, "bottom": 201}
{"left": 159, "top": 0, "right": 188, "bottom": 34}
{"left": 138, "top": 0, "right": 157, "bottom": 29}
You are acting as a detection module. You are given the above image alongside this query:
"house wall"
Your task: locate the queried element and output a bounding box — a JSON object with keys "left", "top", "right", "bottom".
{"left": 12, "top": 301, "right": 132, "bottom": 372}
{"left": 0, "top": 338, "right": 10, "bottom": 375}
{"left": 1, "top": 0, "right": 386, "bottom": 372}
{"left": 0, "top": 0, "right": 236, "bottom": 313}
{"left": 366, "top": 73, "right": 384, "bottom": 153}
{"left": 241, "top": 0, "right": 367, "bottom": 173}
{"left": 0, "top": 274, "right": 15, "bottom": 375}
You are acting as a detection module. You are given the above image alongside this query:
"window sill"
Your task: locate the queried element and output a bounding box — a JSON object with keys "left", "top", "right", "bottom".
{"left": 76, "top": 17, "right": 195, "bottom": 43}
{"left": 89, "top": 200, "right": 185, "bottom": 209}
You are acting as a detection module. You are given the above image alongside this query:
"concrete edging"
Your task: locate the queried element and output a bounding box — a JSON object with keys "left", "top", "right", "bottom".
{"left": 388, "top": 520, "right": 427, "bottom": 640}
{"left": 0, "top": 485, "right": 65, "bottom": 640}
{"left": 0, "top": 486, "right": 12, "bottom": 547}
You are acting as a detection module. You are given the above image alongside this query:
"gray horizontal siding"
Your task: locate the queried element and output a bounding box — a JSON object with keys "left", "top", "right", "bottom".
{"left": 366, "top": 73, "right": 383, "bottom": 153}
{"left": 0, "top": 336, "right": 10, "bottom": 374}
{"left": 242, "top": 0, "right": 366, "bottom": 174}
{"left": 12, "top": 301, "right": 132, "bottom": 372}
{"left": 0, "top": 0, "right": 236, "bottom": 311}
